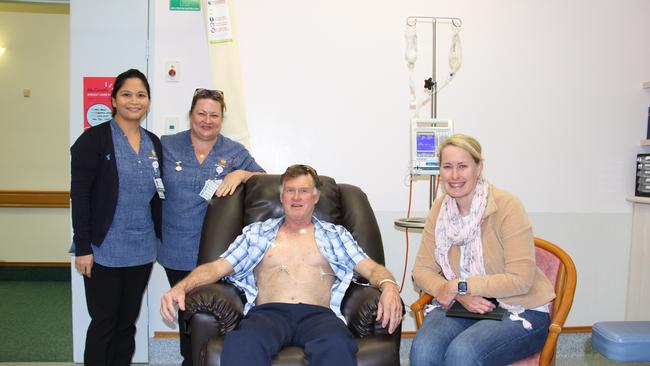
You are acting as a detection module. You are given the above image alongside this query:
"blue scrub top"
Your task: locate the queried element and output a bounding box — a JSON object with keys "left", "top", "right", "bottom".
{"left": 158, "top": 130, "right": 264, "bottom": 271}
{"left": 91, "top": 119, "right": 159, "bottom": 267}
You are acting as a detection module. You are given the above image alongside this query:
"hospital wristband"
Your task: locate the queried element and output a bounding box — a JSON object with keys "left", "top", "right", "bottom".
{"left": 378, "top": 279, "right": 399, "bottom": 290}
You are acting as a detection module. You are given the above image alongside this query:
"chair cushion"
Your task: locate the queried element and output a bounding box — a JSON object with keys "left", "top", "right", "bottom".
{"left": 535, "top": 247, "right": 560, "bottom": 286}
{"left": 592, "top": 321, "right": 650, "bottom": 361}
{"left": 535, "top": 246, "right": 560, "bottom": 316}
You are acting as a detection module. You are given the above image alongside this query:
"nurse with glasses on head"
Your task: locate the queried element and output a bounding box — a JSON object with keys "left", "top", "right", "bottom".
{"left": 158, "top": 88, "right": 265, "bottom": 366}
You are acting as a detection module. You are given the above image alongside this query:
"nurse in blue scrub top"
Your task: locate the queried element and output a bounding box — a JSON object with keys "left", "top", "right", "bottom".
{"left": 70, "top": 69, "right": 163, "bottom": 366}
{"left": 158, "top": 88, "right": 265, "bottom": 365}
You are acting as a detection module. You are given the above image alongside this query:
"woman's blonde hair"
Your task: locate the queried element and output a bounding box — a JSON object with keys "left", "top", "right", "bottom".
{"left": 438, "top": 134, "right": 483, "bottom": 164}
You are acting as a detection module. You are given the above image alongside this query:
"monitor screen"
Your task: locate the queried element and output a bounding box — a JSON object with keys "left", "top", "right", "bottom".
{"left": 416, "top": 133, "right": 436, "bottom": 153}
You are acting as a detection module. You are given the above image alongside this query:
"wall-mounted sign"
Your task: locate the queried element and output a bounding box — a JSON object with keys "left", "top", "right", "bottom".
{"left": 83, "top": 77, "right": 114, "bottom": 130}
{"left": 170, "top": 0, "right": 200, "bottom": 11}
{"left": 206, "top": 0, "right": 232, "bottom": 43}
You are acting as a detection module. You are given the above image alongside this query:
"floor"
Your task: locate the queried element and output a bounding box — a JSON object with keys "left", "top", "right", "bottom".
{"left": 1, "top": 333, "right": 649, "bottom": 365}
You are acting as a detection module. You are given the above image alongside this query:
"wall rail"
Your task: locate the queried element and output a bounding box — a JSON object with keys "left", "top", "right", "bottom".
{"left": 0, "top": 190, "right": 70, "bottom": 208}
{"left": 155, "top": 327, "right": 593, "bottom": 340}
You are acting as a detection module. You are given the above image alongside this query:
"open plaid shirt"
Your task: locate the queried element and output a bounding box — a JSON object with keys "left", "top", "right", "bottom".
{"left": 221, "top": 216, "right": 369, "bottom": 323}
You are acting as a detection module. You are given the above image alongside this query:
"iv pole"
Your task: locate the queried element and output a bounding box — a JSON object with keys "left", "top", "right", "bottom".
{"left": 407, "top": 16, "right": 462, "bottom": 209}
{"left": 396, "top": 16, "right": 462, "bottom": 229}
{"left": 407, "top": 16, "right": 462, "bottom": 121}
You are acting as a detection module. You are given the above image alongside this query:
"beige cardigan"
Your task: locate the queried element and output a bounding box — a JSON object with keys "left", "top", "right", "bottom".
{"left": 412, "top": 185, "right": 556, "bottom": 309}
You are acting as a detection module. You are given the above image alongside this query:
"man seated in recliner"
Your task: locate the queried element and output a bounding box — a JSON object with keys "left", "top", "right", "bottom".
{"left": 161, "top": 164, "right": 403, "bottom": 366}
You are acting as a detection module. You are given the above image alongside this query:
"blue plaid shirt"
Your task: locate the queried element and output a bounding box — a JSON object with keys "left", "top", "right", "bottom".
{"left": 221, "top": 216, "right": 369, "bottom": 323}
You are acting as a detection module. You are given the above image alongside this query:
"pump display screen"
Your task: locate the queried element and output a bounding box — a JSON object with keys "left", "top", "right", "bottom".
{"left": 416, "top": 133, "right": 436, "bottom": 154}
{"left": 410, "top": 119, "right": 453, "bottom": 175}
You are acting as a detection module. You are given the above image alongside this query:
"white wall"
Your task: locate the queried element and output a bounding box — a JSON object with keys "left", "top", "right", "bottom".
{"left": 147, "top": 0, "right": 650, "bottom": 333}
{"left": 0, "top": 4, "right": 71, "bottom": 262}
{"left": 0, "top": 5, "right": 69, "bottom": 189}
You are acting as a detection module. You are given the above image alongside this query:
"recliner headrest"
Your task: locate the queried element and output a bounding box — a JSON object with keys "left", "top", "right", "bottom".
{"left": 243, "top": 175, "right": 342, "bottom": 226}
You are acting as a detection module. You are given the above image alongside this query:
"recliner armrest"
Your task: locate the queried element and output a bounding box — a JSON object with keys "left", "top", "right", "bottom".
{"left": 183, "top": 282, "right": 244, "bottom": 336}
{"left": 342, "top": 283, "right": 395, "bottom": 338}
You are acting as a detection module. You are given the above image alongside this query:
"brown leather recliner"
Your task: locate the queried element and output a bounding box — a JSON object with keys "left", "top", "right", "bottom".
{"left": 183, "top": 174, "right": 402, "bottom": 366}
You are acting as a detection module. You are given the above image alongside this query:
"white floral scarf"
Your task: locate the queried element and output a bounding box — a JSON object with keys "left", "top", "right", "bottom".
{"left": 434, "top": 176, "right": 489, "bottom": 280}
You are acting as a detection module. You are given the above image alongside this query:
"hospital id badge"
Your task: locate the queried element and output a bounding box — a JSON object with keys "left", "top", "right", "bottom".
{"left": 154, "top": 178, "right": 166, "bottom": 199}
{"left": 199, "top": 179, "right": 222, "bottom": 201}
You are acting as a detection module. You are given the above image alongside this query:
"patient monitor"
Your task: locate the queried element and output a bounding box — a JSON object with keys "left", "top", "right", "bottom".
{"left": 410, "top": 118, "right": 453, "bottom": 175}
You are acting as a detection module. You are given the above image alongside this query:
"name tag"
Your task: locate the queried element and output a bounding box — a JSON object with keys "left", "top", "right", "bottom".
{"left": 199, "top": 179, "right": 222, "bottom": 201}
{"left": 154, "top": 178, "right": 166, "bottom": 199}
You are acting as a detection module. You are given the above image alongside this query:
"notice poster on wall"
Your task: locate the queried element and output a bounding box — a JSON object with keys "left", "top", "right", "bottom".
{"left": 205, "top": 0, "right": 233, "bottom": 43}
{"left": 83, "top": 77, "right": 115, "bottom": 130}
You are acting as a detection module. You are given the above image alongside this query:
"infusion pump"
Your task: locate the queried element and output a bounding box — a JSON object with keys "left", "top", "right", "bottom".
{"left": 410, "top": 118, "right": 454, "bottom": 175}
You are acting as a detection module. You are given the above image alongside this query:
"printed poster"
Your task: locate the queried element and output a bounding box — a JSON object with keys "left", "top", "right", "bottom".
{"left": 206, "top": 0, "right": 233, "bottom": 43}
{"left": 83, "top": 77, "right": 114, "bottom": 130}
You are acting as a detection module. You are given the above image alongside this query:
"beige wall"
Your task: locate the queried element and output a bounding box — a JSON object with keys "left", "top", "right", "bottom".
{"left": 0, "top": 3, "right": 71, "bottom": 262}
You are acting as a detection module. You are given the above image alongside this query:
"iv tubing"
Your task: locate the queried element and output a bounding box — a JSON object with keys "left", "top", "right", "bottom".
{"left": 399, "top": 175, "right": 415, "bottom": 293}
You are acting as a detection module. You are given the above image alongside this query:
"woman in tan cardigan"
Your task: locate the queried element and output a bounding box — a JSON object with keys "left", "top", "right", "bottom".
{"left": 410, "top": 134, "right": 555, "bottom": 366}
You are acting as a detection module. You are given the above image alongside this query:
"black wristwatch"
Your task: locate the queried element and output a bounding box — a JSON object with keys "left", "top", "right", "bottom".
{"left": 457, "top": 278, "right": 468, "bottom": 295}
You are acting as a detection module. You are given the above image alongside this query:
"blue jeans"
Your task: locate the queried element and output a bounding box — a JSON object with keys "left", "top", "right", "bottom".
{"left": 410, "top": 307, "right": 550, "bottom": 366}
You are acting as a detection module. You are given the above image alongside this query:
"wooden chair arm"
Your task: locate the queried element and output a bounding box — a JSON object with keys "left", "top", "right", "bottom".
{"left": 539, "top": 327, "right": 560, "bottom": 365}
{"left": 549, "top": 323, "right": 562, "bottom": 334}
{"left": 410, "top": 293, "right": 434, "bottom": 329}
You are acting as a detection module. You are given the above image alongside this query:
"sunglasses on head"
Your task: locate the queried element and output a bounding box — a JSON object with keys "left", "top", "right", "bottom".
{"left": 194, "top": 88, "right": 224, "bottom": 98}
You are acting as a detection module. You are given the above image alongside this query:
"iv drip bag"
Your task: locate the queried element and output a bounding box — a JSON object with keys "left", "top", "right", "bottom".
{"left": 448, "top": 25, "right": 462, "bottom": 75}
{"left": 405, "top": 24, "right": 418, "bottom": 66}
